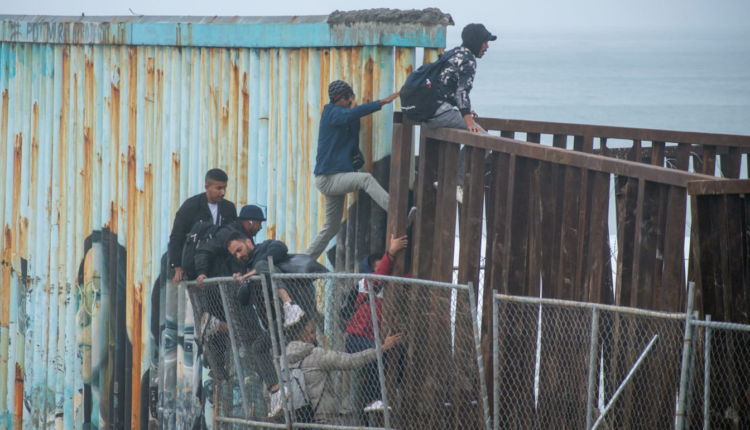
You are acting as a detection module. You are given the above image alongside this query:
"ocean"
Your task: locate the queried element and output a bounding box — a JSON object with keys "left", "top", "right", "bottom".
{"left": 461, "top": 30, "right": 750, "bottom": 136}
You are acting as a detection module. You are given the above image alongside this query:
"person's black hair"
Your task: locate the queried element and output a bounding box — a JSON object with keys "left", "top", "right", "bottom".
{"left": 224, "top": 230, "right": 249, "bottom": 250}
{"left": 367, "top": 252, "right": 385, "bottom": 270}
{"left": 285, "top": 312, "right": 318, "bottom": 342}
{"left": 205, "top": 168, "right": 229, "bottom": 184}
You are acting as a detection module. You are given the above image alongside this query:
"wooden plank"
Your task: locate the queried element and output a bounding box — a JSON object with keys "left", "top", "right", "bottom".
{"left": 386, "top": 120, "right": 413, "bottom": 276}
{"left": 702, "top": 145, "right": 717, "bottom": 176}
{"left": 630, "top": 180, "right": 661, "bottom": 310}
{"left": 573, "top": 135, "right": 594, "bottom": 153}
{"left": 615, "top": 175, "right": 639, "bottom": 306}
{"left": 675, "top": 143, "right": 691, "bottom": 171}
{"left": 476, "top": 117, "right": 750, "bottom": 148}
{"left": 527, "top": 132, "right": 541, "bottom": 144}
{"left": 744, "top": 196, "right": 750, "bottom": 324}
{"left": 526, "top": 160, "right": 542, "bottom": 299}
{"left": 507, "top": 157, "right": 531, "bottom": 297}
{"left": 484, "top": 152, "right": 512, "bottom": 426}
{"left": 403, "top": 135, "right": 440, "bottom": 430}
{"left": 720, "top": 146, "right": 742, "bottom": 179}
{"left": 556, "top": 166, "right": 582, "bottom": 300}
{"left": 724, "top": 194, "right": 747, "bottom": 323}
{"left": 573, "top": 169, "right": 593, "bottom": 301}
{"left": 540, "top": 161, "right": 565, "bottom": 299}
{"left": 687, "top": 179, "right": 750, "bottom": 196}
{"left": 661, "top": 186, "right": 688, "bottom": 312}
{"left": 651, "top": 141, "right": 666, "bottom": 167}
{"left": 585, "top": 171, "right": 610, "bottom": 304}
{"left": 457, "top": 146, "right": 486, "bottom": 287}
{"left": 422, "top": 127, "right": 715, "bottom": 187}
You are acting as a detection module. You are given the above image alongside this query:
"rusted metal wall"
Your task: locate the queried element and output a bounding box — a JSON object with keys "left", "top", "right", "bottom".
{"left": 0, "top": 14, "right": 446, "bottom": 429}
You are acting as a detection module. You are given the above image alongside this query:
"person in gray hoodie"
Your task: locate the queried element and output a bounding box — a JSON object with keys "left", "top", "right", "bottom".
{"left": 285, "top": 316, "right": 402, "bottom": 424}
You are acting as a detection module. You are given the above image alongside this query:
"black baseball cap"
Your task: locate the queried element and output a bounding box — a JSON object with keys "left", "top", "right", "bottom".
{"left": 462, "top": 23, "right": 497, "bottom": 44}
{"left": 237, "top": 205, "right": 266, "bottom": 221}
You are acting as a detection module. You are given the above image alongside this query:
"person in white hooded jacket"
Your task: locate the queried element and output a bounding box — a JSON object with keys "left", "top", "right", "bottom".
{"left": 285, "top": 315, "right": 402, "bottom": 424}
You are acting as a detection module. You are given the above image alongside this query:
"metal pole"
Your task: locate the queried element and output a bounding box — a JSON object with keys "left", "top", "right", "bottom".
{"left": 675, "top": 281, "right": 696, "bottom": 430}
{"left": 268, "top": 257, "right": 295, "bottom": 430}
{"left": 586, "top": 308, "right": 600, "bottom": 430}
{"left": 685, "top": 310, "right": 699, "bottom": 425}
{"left": 591, "top": 334, "right": 659, "bottom": 430}
{"left": 260, "top": 266, "right": 293, "bottom": 429}
{"left": 217, "top": 281, "right": 252, "bottom": 419}
{"left": 367, "top": 277, "right": 391, "bottom": 429}
{"left": 468, "top": 282, "right": 491, "bottom": 430}
{"left": 493, "top": 296, "right": 499, "bottom": 430}
{"left": 703, "top": 315, "right": 712, "bottom": 430}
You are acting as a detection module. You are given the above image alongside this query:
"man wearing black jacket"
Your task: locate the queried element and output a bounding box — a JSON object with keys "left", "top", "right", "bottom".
{"left": 194, "top": 204, "right": 266, "bottom": 287}
{"left": 168, "top": 168, "right": 237, "bottom": 282}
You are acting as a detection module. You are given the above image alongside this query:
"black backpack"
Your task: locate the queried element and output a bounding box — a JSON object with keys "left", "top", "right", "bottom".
{"left": 181, "top": 221, "right": 223, "bottom": 279}
{"left": 399, "top": 49, "right": 459, "bottom": 122}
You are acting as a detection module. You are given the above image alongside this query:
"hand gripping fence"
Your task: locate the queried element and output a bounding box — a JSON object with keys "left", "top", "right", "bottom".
{"left": 185, "top": 258, "right": 490, "bottom": 429}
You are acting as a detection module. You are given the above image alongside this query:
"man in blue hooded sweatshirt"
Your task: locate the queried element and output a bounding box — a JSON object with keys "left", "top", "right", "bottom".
{"left": 306, "top": 80, "right": 399, "bottom": 260}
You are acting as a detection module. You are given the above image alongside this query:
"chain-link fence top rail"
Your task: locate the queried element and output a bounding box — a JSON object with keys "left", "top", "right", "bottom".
{"left": 492, "top": 294, "right": 687, "bottom": 430}
{"left": 687, "top": 318, "right": 750, "bottom": 430}
{"left": 184, "top": 273, "right": 489, "bottom": 430}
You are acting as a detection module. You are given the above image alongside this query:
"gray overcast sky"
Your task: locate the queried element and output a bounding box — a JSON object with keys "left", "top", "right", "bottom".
{"left": 3, "top": 0, "right": 750, "bottom": 37}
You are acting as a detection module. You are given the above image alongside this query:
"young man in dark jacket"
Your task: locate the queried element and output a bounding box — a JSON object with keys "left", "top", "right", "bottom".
{"left": 305, "top": 80, "right": 399, "bottom": 260}
{"left": 424, "top": 23, "right": 496, "bottom": 203}
{"left": 194, "top": 204, "right": 266, "bottom": 286}
{"left": 167, "top": 168, "right": 237, "bottom": 282}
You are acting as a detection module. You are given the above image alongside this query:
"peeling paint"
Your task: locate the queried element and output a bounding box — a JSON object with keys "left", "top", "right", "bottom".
{"left": 0, "top": 14, "right": 439, "bottom": 429}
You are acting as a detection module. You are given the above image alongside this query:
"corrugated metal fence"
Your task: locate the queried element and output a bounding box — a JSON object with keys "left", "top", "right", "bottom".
{"left": 0, "top": 14, "right": 446, "bottom": 429}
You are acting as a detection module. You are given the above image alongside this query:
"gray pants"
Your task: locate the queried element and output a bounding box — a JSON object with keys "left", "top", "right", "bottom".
{"left": 306, "top": 172, "right": 390, "bottom": 260}
{"left": 424, "top": 103, "right": 488, "bottom": 187}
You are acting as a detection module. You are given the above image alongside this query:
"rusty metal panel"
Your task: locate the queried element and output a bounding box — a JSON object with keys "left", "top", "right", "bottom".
{"left": 0, "top": 12, "right": 439, "bottom": 430}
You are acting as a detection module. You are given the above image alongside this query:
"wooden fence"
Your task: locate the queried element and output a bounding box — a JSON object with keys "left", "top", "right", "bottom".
{"left": 384, "top": 114, "right": 749, "bottom": 428}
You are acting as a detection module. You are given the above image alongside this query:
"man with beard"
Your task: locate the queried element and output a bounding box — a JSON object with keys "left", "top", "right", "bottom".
{"left": 224, "top": 231, "right": 311, "bottom": 418}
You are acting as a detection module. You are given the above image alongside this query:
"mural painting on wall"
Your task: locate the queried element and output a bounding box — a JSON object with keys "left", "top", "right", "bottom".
{"left": 75, "top": 230, "right": 207, "bottom": 429}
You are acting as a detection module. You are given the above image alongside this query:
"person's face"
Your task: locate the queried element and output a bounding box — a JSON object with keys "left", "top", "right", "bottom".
{"left": 477, "top": 40, "right": 490, "bottom": 58}
{"left": 335, "top": 91, "right": 355, "bottom": 108}
{"left": 247, "top": 219, "right": 263, "bottom": 236}
{"left": 205, "top": 180, "right": 227, "bottom": 204}
{"left": 302, "top": 320, "right": 317, "bottom": 344}
{"left": 228, "top": 239, "right": 253, "bottom": 262}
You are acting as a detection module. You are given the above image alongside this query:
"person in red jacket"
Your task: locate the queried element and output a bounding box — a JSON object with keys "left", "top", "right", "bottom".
{"left": 345, "top": 234, "right": 408, "bottom": 412}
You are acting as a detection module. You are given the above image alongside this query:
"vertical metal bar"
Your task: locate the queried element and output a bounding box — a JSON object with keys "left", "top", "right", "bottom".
{"left": 592, "top": 334, "right": 659, "bottom": 430}
{"left": 217, "top": 281, "right": 251, "bottom": 418}
{"left": 468, "top": 283, "right": 491, "bottom": 430}
{"left": 586, "top": 308, "right": 600, "bottom": 430}
{"left": 703, "top": 315, "right": 712, "bottom": 430}
{"left": 267, "top": 257, "right": 294, "bottom": 430}
{"left": 685, "top": 310, "right": 699, "bottom": 425}
{"left": 676, "top": 281, "right": 696, "bottom": 430}
{"left": 493, "top": 296, "right": 499, "bottom": 430}
{"left": 367, "top": 277, "right": 391, "bottom": 429}
{"left": 260, "top": 270, "right": 292, "bottom": 429}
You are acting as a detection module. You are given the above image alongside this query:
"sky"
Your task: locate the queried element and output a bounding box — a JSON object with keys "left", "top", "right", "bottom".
{"left": 3, "top": 0, "right": 750, "bottom": 39}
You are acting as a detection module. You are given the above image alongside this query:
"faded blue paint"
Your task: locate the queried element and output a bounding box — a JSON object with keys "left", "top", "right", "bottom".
{"left": 0, "top": 16, "right": 447, "bottom": 49}
{"left": 0, "top": 12, "right": 448, "bottom": 429}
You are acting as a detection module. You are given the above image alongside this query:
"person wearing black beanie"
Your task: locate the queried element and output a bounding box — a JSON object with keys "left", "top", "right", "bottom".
{"left": 422, "top": 23, "right": 497, "bottom": 203}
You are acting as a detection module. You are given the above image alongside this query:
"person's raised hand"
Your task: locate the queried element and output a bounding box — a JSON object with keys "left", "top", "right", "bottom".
{"left": 381, "top": 330, "right": 403, "bottom": 352}
{"left": 381, "top": 91, "right": 399, "bottom": 105}
{"left": 388, "top": 234, "right": 409, "bottom": 256}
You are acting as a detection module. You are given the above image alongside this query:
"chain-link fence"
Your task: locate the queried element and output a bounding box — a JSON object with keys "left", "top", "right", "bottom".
{"left": 685, "top": 317, "right": 750, "bottom": 430}
{"left": 187, "top": 263, "right": 489, "bottom": 429}
{"left": 492, "top": 293, "right": 687, "bottom": 430}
